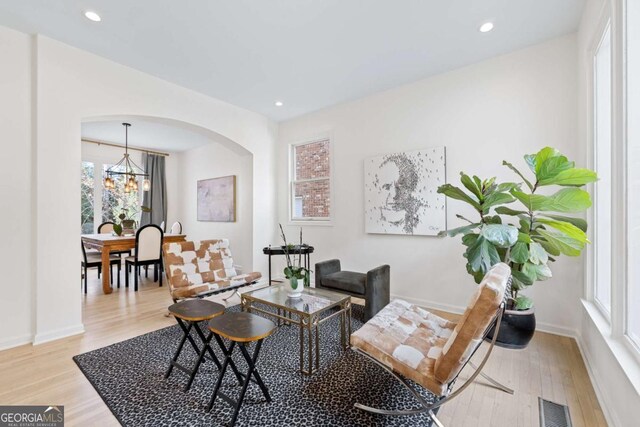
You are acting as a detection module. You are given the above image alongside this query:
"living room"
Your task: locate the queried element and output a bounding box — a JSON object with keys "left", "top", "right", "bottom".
{"left": 0, "top": 1, "right": 638, "bottom": 426}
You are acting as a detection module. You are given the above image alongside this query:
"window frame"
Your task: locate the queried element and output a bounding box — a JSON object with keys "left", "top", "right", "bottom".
{"left": 624, "top": 0, "right": 640, "bottom": 353}
{"left": 288, "top": 135, "right": 333, "bottom": 225}
{"left": 590, "top": 19, "right": 614, "bottom": 319}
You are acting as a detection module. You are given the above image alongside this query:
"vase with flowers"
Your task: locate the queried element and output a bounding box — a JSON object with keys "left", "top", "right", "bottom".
{"left": 279, "top": 224, "right": 310, "bottom": 298}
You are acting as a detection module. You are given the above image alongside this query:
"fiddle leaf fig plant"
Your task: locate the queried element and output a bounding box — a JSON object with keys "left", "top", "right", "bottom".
{"left": 438, "top": 147, "right": 597, "bottom": 311}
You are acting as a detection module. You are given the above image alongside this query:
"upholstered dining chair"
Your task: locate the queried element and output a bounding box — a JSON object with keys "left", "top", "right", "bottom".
{"left": 125, "top": 224, "right": 164, "bottom": 291}
{"left": 350, "top": 262, "right": 512, "bottom": 427}
{"left": 160, "top": 220, "right": 166, "bottom": 232}
{"left": 81, "top": 242, "right": 121, "bottom": 294}
{"left": 170, "top": 221, "right": 182, "bottom": 234}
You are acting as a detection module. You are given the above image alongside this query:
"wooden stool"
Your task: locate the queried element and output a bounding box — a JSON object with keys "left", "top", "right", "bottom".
{"left": 166, "top": 299, "right": 226, "bottom": 391}
{"left": 207, "top": 312, "right": 277, "bottom": 426}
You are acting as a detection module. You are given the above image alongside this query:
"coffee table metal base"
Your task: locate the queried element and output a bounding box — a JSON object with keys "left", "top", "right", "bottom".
{"left": 242, "top": 297, "right": 351, "bottom": 375}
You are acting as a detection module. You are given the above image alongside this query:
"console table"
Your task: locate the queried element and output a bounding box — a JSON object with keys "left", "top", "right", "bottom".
{"left": 262, "top": 245, "right": 314, "bottom": 285}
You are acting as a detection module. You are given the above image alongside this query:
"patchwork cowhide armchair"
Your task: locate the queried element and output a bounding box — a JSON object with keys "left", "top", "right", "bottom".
{"left": 163, "top": 239, "right": 261, "bottom": 302}
{"left": 350, "top": 262, "right": 512, "bottom": 427}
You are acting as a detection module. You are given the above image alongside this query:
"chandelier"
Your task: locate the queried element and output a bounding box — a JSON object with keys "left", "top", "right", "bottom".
{"left": 103, "top": 123, "right": 150, "bottom": 193}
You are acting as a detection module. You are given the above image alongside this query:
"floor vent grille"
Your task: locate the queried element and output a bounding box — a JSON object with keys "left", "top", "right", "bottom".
{"left": 539, "top": 397, "right": 572, "bottom": 427}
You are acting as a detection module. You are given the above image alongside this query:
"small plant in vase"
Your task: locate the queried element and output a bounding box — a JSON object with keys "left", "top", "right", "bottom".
{"left": 112, "top": 206, "right": 151, "bottom": 236}
{"left": 279, "top": 224, "right": 310, "bottom": 298}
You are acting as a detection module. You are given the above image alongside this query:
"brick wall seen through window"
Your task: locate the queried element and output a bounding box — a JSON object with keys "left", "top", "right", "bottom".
{"left": 291, "top": 139, "right": 330, "bottom": 219}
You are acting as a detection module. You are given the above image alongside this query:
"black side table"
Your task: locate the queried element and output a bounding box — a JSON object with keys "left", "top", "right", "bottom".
{"left": 166, "top": 299, "right": 226, "bottom": 391}
{"left": 207, "top": 312, "right": 277, "bottom": 426}
{"left": 263, "top": 245, "right": 314, "bottom": 285}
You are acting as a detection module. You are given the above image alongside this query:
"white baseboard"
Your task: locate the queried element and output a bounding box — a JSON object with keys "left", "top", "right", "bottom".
{"left": 0, "top": 333, "right": 33, "bottom": 351}
{"left": 534, "top": 321, "right": 578, "bottom": 338}
{"left": 33, "top": 323, "right": 85, "bottom": 345}
{"left": 574, "top": 335, "right": 619, "bottom": 427}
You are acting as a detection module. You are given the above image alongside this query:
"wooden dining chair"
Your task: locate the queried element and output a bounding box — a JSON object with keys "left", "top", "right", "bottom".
{"left": 98, "top": 221, "right": 131, "bottom": 256}
{"left": 81, "top": 242, "right": 121, "bottom": 294}
{"left": 125, "top": 224, "right": 164, "bottom": 291}
{"left": 170, "top": 221, "right": 182, "bottom": 234}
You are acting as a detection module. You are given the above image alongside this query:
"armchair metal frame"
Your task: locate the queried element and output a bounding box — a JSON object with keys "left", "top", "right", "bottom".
{"left": 353, "top": 280, "right": 513, "bottom": 427}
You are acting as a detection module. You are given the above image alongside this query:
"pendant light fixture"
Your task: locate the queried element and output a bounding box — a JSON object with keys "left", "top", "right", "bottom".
{"left": 103, "top": 123, "right": 150, "bottom": 192}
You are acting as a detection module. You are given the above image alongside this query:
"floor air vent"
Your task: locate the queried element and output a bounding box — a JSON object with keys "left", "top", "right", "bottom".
{"left": 538, "top": 397, "right": 572, "bottom": 427}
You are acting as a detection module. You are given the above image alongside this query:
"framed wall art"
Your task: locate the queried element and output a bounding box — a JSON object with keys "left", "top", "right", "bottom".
{"left": 364, "top": 147, "right": 446, "bottom": 235}
{"left": 197, "top": 175, "right": 236, "bottom": 222}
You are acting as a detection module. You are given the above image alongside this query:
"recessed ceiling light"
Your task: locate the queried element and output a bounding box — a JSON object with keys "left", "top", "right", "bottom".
{"left": 479, "top": 22, "right": 494, "bottom": 33}
{"left": 274, "top": 101, "right": 284, "bottom": 107}
{"left": 84, "top": 11, "right": 101, "bottom": 22}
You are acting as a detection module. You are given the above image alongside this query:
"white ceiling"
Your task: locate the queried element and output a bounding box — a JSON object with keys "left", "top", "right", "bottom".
{"left": 0, "top": 0, "right": 585, "bottom": 121}
{"left": 82, "top": 119, "right": 215, "bottom": 152}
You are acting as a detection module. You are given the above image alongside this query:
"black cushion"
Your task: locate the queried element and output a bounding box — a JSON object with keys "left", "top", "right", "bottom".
{"left": 322, "top": 271, "right": 366, "bottom": 295}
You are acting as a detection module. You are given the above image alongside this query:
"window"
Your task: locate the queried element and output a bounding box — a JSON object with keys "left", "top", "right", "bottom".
{"left": 290, "top": 138, "right": 331, "bottom": 221}
{"left": 592, "top": 23, "right": 613, "bottom": 315}
{"left": 626, "top": 0, "right": 640, "bottom": 348}
{"left": 81, "top": 161, "right": 95, "bottom": 233}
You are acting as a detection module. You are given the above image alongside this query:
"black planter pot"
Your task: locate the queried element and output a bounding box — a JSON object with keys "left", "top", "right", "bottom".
{"left": 486, "top": 307, "right": 536, "bottom": 349}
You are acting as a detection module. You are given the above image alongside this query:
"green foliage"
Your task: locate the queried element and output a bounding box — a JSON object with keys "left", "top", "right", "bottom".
{"left": 113, "top": 223, "right": 123, "bottom": 236}
{"left": 438, "top": 147, "right": 596, "bottom": 310}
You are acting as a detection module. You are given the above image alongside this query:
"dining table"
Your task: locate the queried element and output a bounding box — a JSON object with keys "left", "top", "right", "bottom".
{"left": 81, "top": 233, "right": 187, "bottom": 294}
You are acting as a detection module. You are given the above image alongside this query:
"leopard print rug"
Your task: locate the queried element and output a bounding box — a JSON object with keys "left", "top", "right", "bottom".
{"left": 73, "top": 304, "right": 437, "bottom": 426}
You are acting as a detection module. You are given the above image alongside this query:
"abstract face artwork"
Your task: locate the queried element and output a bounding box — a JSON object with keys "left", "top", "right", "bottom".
{"left": 365, "top": 147, "right": 446, "bottom": 235}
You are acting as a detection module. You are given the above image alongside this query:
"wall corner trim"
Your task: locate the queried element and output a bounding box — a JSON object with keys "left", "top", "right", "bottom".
{"left": 33, "top": 323, "right": 84, "bottom": 346}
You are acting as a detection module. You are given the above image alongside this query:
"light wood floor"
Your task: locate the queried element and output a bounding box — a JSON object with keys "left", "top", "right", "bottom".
{"left": 0, "top": 270, "right": 607, "bottom": 427}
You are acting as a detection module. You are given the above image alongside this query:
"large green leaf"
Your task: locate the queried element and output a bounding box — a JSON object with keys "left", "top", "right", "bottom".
{"left": 460, "top": 173, "right": 483, "bottom": 200}
{"left": 535, "top": 237, "right": 561, "bottom": 256}
{"left": 510, "top": 241, "right": 530, "bottom": 263}
{"left": 439, "top": 223, "right": 481, "bottom": 238}
{"left": 524, "top": 154, "right": 537, "bottom": 173}
{"left": 539, "top": 214, "right": 588, "bottom": 232}
{"left": 465, "top": 236, "right": 501, "bottom": 274}
{"left": 536, "top": 218, "right": 588, "bottom": 244}
{"left": 495, "top": 206, "right": 527, "bottom": 216}
{"left": 462, "top": 233, "right": 479, "bottom": 247}
{"left": 533, "top": 147, "right": 561, "bottom": 174}
{"left": 537, "top": 155, "right": 572, "bottom": 181}
{"left": 518, "top": 232, "right": 532, "bottom": 243}
{"left": 511, "top": 269, "right": 534, "bottom": 286}
{"left": 482, "top": 192, "right": 516, "bottom": 213}
{"left": 522, "top": 261, "right": 553, "bottom": 281}
{"left": 481, "top": 224, "right": 519, "bottom": 247}
{"left": 515, "top": 295, "right": 534, "bottom": 310}
{"left": 503, "top": 160, "right": 534, "bottom": 191}
{"left": 538, "top": 168, "right": 598, "bottom": 187}
{"left": 528, "top": 242, "right": 549, "bottom": 265}
{"left": 512, "top": 188, "right": 592, "bottom": 212}
{"left": 536, "top": 229, "right": 585, "bottom": 256}
{"left": 466, "top": 262, "right": 485, "bottom": 284}
{"left": 483, "top": 215, "right": 503, "bottom": 224}
{"left": 437, "top": 184, "right": 481, "bottom": 210}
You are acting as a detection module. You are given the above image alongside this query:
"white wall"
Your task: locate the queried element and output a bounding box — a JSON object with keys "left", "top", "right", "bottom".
{"left": 278, "top": 34, "right": 582, "bottom": 335}
{"left": 0, "top": 26, "right": 32, "bottom": 350}
{"left": 80, "top": 141, "right": 180, "bottom": 232}
{"left": 0, "top": 27, "right": 278, "bottom": 347}
{"left": 176, "top": 142, "right": 253, "bottom": 271}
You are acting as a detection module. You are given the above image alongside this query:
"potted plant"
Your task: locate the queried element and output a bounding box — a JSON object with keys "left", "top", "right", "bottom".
{"left": 112, "top": 206, "right": 151, "bottom": 236}
{"left": 437, "top": 147, "right": 596, "bottom": 348}
{"left": 279, "top": 224, "right": 310, "bottom": 298}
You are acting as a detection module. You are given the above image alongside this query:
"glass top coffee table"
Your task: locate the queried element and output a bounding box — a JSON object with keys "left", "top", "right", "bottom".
{"left": 240, "top": 284, "right": 352, "bottom": 375}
